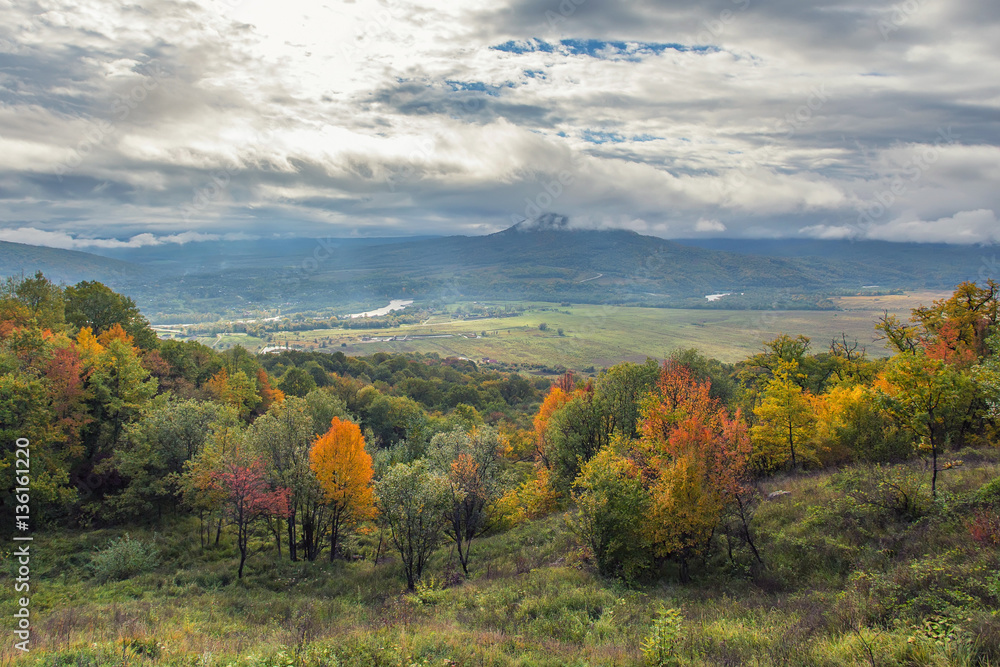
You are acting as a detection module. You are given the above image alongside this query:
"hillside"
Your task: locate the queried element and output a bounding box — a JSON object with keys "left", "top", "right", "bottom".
{"left": 99, "top": 219, "right": 928, "bottom": 316}
{"left": 6, "top": 457, "right": 999, "bottom": 666}
{"left": 0, "top": 240, "right": 147, "bottom": 288}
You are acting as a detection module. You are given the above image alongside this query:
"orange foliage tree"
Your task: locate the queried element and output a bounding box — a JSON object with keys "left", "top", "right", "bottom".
{"left": 309, "top": 417, "right": 376, "bottom": 560}
{"left": 638, "top": 361, "right": 754, "bottom": 577}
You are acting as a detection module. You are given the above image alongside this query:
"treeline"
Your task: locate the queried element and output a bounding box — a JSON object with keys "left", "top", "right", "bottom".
{"left": 2, "top": 271, "right": 999, "bottom": 588}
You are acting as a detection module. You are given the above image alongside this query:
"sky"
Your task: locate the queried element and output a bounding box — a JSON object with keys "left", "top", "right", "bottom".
{"left": 1, "top": 0, "right": 999, "bottom": 248}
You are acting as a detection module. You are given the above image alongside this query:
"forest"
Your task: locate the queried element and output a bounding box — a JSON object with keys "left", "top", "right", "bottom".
{"left": 2, "top": 272, "right": 1000, "bottom": 666}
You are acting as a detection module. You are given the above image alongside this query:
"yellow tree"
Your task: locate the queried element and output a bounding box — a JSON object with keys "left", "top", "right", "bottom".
{"left": 309, "top": 417, "right": 376, "bottom": 560}
{"left": 646, "top": 454, "right": 721, "bottom": 582}
{"left": 206, "top": 368, "right": 261, "bottom": 420}
{"left": 751, "top": 360, "right": 817, "bottom": 471}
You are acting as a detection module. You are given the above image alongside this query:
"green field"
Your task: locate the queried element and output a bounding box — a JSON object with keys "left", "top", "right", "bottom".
{"left": 219, "top": 293, "right": 948, "bottom": 368}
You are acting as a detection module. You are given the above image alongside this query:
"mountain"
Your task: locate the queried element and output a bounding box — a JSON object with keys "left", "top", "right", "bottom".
{"left": 3, "top": 219, "right": 992, "bottom": 318}
{"left": 677, "top": 238, "right": 995, "bottom": 289}
{"left": 0, "top": 241, "right": 147, "bottom": 287}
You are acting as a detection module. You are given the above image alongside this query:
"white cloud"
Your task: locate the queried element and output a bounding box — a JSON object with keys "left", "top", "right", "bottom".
{"left": 695, "top": 218, "right": 727, "bottom": 233}
{"left": 0, "top": 227, "right": 258, "bottom": 249}
{"left": 799, "top": 224, "right": 856, "bottom": 240}
{"left": 865, "top": 210, "right": 1000, "bottom": 243}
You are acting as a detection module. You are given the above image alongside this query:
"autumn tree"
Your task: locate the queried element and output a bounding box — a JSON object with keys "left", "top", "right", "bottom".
{"left": 911, "top": 280, "right": 999, "bottom": 359}
{"left": 428, "top": 426, "right": 507, "bottom": 575}
{"left": 638, "top": 360, "right": 754, "bottom": 577}
{"left": 213, "top": 456, "right": 290, "bottom": 578}
{"left": 876, "top": 352, "right": 975, "bottom": 496}
{"left": 646, "top": 454, "right": 720, "bottom": 581}
{"left": 206, "top": 368, "right": 261, "bottom": 421}
{"left": 751, "top": 360, "right": 817, "bottom": 471}
{"left": 85, "top": 336, "right": 158, "bottom": 464}
{"left": 245, "top": 397, "right": 317, "bottom": 560}
{"left": 309, "top": 417, "right": 376, "bottom": 560}
{"left": 1, "top": 271, "right": 65, "bottom": 330}
{"left": 180, "top": 409, "right": 245, "bottom": 547}
{"left": 532, "top": 384, "right": 574, "bottom": 466}
{"left": 374, "top": 459, "right": 450, "bottom": 589}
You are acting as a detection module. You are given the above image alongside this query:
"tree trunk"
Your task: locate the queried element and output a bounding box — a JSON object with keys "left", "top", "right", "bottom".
{"left": 287, "top": 508, "right": 298, "bottom": 562}
{"left": 788, "top": 421, "right": 797, "bottom": 470}
{"left": 931, "top": 440, "right": 938, "bottom": 499}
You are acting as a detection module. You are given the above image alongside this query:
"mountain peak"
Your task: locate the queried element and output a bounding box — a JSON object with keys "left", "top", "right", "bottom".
{"left": 508, "top": 213, "right": 571, "bottom": 233}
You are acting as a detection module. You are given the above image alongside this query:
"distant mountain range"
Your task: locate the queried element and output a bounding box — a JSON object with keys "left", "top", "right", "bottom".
{"left": 0, "top": 240, "right": 144, "bottom": 287}
{"left": 1, "top": 216, "right": 994, "bottom": 319}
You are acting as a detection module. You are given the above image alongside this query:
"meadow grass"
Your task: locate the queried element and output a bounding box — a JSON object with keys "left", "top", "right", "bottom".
{"left": 242, "top": 295, "right": 947, "bottom": 370}
{"left": 3, "top": 452, "right": 999, "bottom": 666}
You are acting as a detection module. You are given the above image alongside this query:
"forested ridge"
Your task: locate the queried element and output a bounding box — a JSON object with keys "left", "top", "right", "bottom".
{"left": 3, "top": 272, "right": 1000, "bottom": 666}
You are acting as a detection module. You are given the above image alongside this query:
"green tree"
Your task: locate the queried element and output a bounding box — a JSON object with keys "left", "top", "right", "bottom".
{"left": 304, "top": 388, "right": 352, "bottom": 436}
{"left": 108, "top": 398, "right": 225, "bottom": 520}
{"left": 86, "top": 338, "right": 158, "bottom": 460}
{"left": 1, "top": 271, "right": 65, "bottom": 330}
{"left": 279, "top": 366, "right": 317, "bottom": 398}
{"left": 595, "top": 359, "right": 659, "bottom": 438}
{"left": 245, "top": 397, "right": 318, "bottom": 560}
{"left": 544, "top": 391, "right": 610, "bottom": 496}
{"left": 374, "top": 459, "right": 450, "bottom": 589}
{"left": 64, "top": 281, "right": 158, "bottom": 349}
{"left": 572, "top": 446, "right": 650, "bottom": 579}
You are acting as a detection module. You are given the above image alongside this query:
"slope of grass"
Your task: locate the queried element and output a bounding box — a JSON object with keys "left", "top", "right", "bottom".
{"left": 4, "top": 453, "right": 1000, "bottom": 666}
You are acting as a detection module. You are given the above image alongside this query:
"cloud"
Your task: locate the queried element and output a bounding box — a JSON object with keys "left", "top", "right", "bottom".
{"left": 695, "top": 218, "right": 727, "bottom": 233}
{"left": 865, "top": 210, "right": 1000, "bottom": 244}
{"left": 799, "top": 224, "right": 856, "bottom": 240}
{"left": 0, "top": 227, "right": 258, "bottom": 250}
{"left": 0, "top": 0, "right": 995, "bottom": 244}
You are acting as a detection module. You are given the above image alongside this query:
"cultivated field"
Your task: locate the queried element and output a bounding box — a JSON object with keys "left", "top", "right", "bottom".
{"left": 193, "top": 292, "right": 950, "bottom": 368}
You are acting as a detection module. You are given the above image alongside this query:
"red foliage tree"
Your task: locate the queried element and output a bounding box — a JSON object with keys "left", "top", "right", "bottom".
{"left": 213, "top": 458, "right": 291, "bottom": 578}
{"left": 42, "top": 343, "right": 91, "bottom": 460}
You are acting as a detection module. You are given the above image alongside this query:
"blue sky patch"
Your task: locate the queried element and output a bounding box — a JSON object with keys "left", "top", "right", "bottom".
{"left": 445, "top": 80, "right": 514, "bottom": 96}
{"left": 493, "top": 39, "right": 717, "bottom": 61}
{"left": 582, "top": 130, "right": 627, "bottom": 144}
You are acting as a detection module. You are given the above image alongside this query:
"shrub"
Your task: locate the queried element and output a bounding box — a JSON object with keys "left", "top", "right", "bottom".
{"left": 642, "top": 607, "right": 684, "bottom": 666}
{"left": 833, "top": 464, "right": 931, "bottom": 522}
{"left": 89, "top": 533, "right": 160, "bottom": 582}
{"left": 974, "top": 475, "right": 1000, "bottom": 506}
{"left": 571, "top": 448, "right": 650, "bottom": 580}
